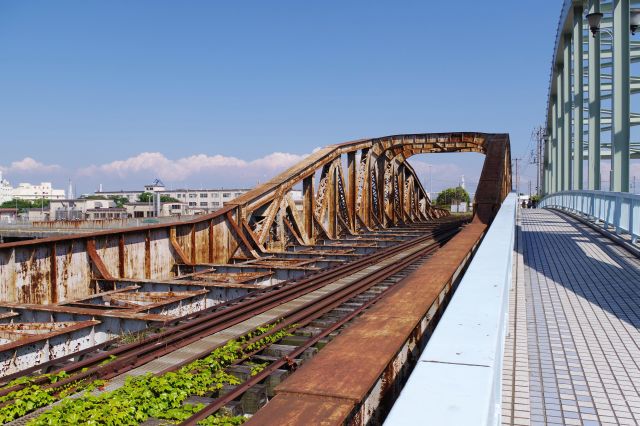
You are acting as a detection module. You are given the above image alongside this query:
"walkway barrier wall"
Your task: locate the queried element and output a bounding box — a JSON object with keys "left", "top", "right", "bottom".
{"left": 540, "top": 190, "right": 640, "bottom": 244}
{"left": 384, "top": 193, "right": 517, "bottom": 426}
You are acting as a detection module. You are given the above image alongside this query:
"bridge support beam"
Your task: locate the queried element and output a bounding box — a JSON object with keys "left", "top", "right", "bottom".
{"left": 551, "top": 97, "right": 559, "bottom": 193}
{"left": 612, "top": 0, "right": 630, "bottom": 192}
{"left": 562, "top": 34, "right": 572, "bottom": 191}
{"left": 573, "top": 6, "right": 584, "bottom": 190}
{"left": 557, "top": 64, "right": 564, "bottom": 193}
{"left": 588, "top": 0, "right": 601, "bottom": 190}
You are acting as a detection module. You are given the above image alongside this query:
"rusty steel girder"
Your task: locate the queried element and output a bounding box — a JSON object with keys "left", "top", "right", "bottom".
{"left": 0, "top": 133, "right": 511, "bottom": 305}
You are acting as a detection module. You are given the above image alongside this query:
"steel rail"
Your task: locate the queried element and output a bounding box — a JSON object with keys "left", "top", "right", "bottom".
{"left": 0, "top": 221, "right": 462, "bottom": 403}
{"left": 157, "top": 227, "right": 458, "bottom": 376}
{"left": 178, "top": 229, "right": 457, "bottom": 425}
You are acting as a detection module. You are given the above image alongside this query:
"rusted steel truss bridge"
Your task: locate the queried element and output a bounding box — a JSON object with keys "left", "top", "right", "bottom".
{"left": 0, "top": 132, "right": 511, "bottom": 425}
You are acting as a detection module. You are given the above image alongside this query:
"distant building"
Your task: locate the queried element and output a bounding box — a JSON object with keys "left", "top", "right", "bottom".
{"left": 12, "top": 182, "right": 65, "bottom": 201}
{"left": 23, "top": 208, "right": 50, "bottom": 222}
{"left": 125, "top": 202, "right": 189, "bottom": 218}
{"left": 96, "top": 180, "right": 251, "bottom": 213}
{"left": 0, "top": 173, "right": 65, "bottom": 203}
{"left": 0, "top": 208, "right": 18, "bottom": 223}
{"left": 0, "top": 173, "right": 11, "bottom": 204}
{"left": 50, "top": 199, "right": 127, "bottom": 221}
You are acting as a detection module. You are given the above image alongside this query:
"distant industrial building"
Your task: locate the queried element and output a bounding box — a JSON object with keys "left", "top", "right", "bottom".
{"left": 96, "top": 180, "right": 250, "bottom": 213}
{"left": 50, "top": 199, "right": 127, "bottom": 221}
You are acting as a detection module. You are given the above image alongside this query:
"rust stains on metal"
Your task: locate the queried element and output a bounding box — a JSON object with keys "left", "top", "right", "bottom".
{"left": 245, "top": 394, "right": 355, "bottom": 426}
{"left": 0, "top": 133, "right": 510, "bottom": 315}
{"left": 49, "top": 243, "right": 58, "bottom": 303}
{"left": 246, "top": 135, "right": 511, "bottom": 425}
{"left": 118, "top": 234, "right": 126, "bottom": 278}
{"left": 247, "top": 222, "right": 491, "bottom": 425}
{"left": 225, "top": 210, "right": 258, "bottom": 259}
{"left": 144, "top": 231, "right": 151, "bottom": 279}
{"left": 0, "top": 320, "right": 99, "bottom": 353}
{"left": 86, "top": 239, "right": 115, "bottom": 281}
{"left": 170, "top": 227, "right": 194, "bottom": 266}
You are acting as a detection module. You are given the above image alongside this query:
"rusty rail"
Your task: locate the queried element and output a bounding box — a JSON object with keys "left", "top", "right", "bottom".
{"left": 0, "top": 221, "right": 459, "bottom": 404}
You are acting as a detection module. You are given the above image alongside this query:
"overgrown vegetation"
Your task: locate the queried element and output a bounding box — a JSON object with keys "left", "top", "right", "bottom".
{"left": 0, "top": 199, "right": 49, "bottom": 212}
{"left": 23, "top": 323, "right": 291, "bottom": 426}
{"left": 0, "top": 372, "right": 105, "bottom": 424}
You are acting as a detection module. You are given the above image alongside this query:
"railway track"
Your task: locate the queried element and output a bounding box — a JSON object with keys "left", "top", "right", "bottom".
{"left": 0, "top": 219, "right": 465, "bottom": 425}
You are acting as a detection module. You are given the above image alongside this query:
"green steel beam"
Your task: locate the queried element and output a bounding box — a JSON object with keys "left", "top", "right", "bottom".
{"left": 588, "top": 0, "right": 601, "bottom": 190}
{"left": 552, "top": 97, "right": 559, "bottom": 193}
{"left": 613, "top": 0, "right": 630, "bottom": 192}
{"left": 563, "top": 34, "right": 572, "bottom": 191}
{"left": 555, "top": 67, "right": 564, "bottom": 191}
{"left": 573, "top": 5, "right": 584, "bottom": 190}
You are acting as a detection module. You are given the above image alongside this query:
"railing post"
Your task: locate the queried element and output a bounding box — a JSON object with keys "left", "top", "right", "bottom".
{"left": 614, "top": 195, "right": 622, "bottom": 234}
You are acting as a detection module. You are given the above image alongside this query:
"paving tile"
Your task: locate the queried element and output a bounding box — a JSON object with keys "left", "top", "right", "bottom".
{"left": 502, "top": 210, "right": 640, "bottom": 425}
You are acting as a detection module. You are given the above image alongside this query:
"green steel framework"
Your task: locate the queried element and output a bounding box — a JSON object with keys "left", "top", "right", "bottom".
{"left": 544, "top": 0, "right": 640, "bottom": 195}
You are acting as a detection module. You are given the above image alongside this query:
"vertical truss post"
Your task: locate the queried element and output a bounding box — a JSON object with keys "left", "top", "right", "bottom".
{"left": 302, "top": 176, "right": 315, "bottom": 243}
{"left": 552, "top": 95, "right": 559, "bottom": 193}
{"left": 376, "top": 156, "right": 387, "bottom": 226}
{"left": 327, "top": 165, "right": 338, "bottom": 238}
{"left": 588, "top": 0, "right": 602, "bottom": 190}
{"left": 563, "top": 34, "right": 572, "bottom": 190}
{"left": 397, "top": 165, "right": 405, "bottom": 222}
{"left": 613, "top": 0, "right": 630, "bottom": 192}
{"left": 544, "top": 127, "right": 551, "bottom": 194}
{"left": 347, "top": 151, "right": 357, "bottom": 229}
{"left": 573, "top": 6, "right": 584, "bottom": 190}
{"left": 557, "top": 66, "right": 564, "bottom": 193}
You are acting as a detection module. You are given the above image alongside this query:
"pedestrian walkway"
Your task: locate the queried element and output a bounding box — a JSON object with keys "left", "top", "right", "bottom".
{"left": 502, "top": 209, "right": 640, "bottom": 425}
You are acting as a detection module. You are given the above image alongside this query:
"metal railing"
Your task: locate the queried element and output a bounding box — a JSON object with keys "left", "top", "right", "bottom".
{"left": 540, "top": 190, "right": 640, "bottom": 244}
{"left": 0, "top": 215, "right": 205, "bottom": 231}
{"left": 384, "top": 193, "right": 517, "bottom": 426}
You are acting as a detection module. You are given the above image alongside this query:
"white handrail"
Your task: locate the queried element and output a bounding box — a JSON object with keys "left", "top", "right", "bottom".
{"left": 540, "top": 190, "right": 640, "bottom": 244}
{"left": 384, "top": 193, "right": 517, "bottom": 426}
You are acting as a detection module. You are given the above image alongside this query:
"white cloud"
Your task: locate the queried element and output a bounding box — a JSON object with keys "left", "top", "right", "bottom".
{"left": 0, "top": 157, "right": 62, "bottom": 174}
{"left": 78, "top": 151, "right": 313, "bottom": 182}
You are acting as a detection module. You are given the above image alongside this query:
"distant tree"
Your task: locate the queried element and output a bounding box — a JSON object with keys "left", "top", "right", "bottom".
{"left": 0, "top": 199, "right": 50, "bottom": 212}
{"left": 137, "top": 192, "right": 179, "bottom": 203}
{"left": 107, "top": 195, "right": 129, "bottom": 208}
{"left": 160, "top": 195, "right": 179, "bottom": 203}
{"left": 137, "top": 192, "right": 153, "bottom": 203}
{"left": 436, "top": 186, "right": 470, "bottom": 206}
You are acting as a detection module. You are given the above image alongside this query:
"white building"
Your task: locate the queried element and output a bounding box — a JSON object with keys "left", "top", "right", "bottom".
{"left": 12, "top": 182, "right": 65, "bottom": 201}
{"left": 0, "top": 173, "right": 12, "bottom": 204}
{"left": 97, "top": 181, "right": 251, "bottom": 213}
{"left": 50, "top": 199, "right": 127, "bottom": 221}
{"left": 125, "top": 202, "right": 190, "bottom": 218}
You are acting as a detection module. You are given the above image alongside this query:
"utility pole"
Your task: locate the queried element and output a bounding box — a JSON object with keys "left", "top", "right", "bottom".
{"left": 428, "top": 164, "right": 432, "bottom": 199}
{"left": 531, "top": 126, "right": 545, "bottom": 195}
{"left": 513, "top": 158, "right": 521, "bottom": 194}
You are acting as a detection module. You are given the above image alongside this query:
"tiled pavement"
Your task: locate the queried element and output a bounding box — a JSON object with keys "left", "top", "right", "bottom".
{"left": 502, "top": 209, "right": 640, "bottom": 425}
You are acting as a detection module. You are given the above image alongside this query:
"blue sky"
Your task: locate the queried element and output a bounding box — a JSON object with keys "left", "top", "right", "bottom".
{"left": 0, "top": 1, "right": 560, "bottom": 195}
